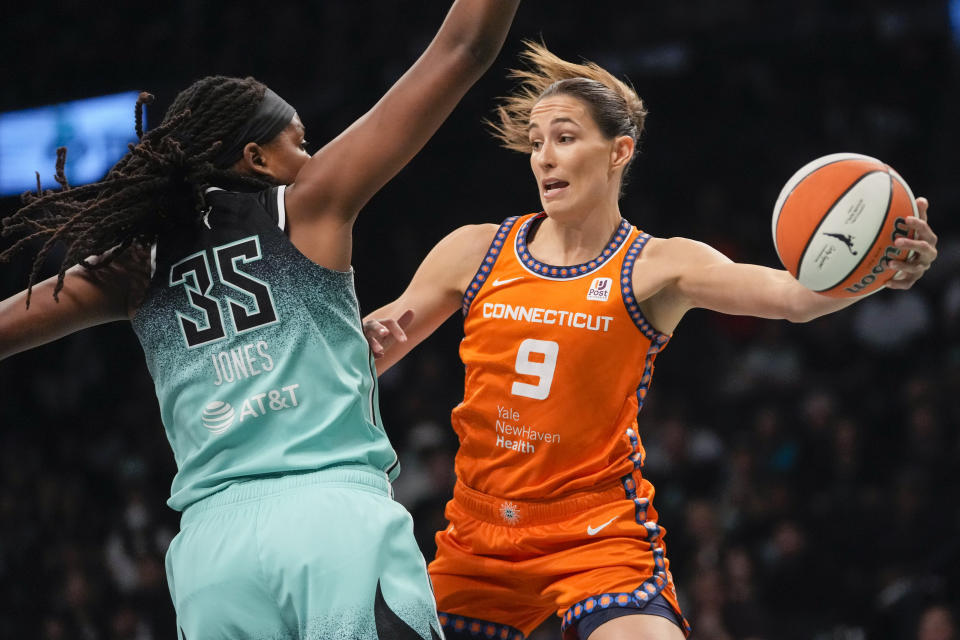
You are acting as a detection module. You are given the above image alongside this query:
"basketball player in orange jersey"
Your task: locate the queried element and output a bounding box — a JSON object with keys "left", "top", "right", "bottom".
{"left": 363, "top": 42, "right": 940, "bottom": 640}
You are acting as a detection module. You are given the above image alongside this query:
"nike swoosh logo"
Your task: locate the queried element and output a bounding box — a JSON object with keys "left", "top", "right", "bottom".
{"left": 587, "top": 516, "right": 618, "bottom": 536}
{"left": 491, "top": 276, "right": 523, "bottom": 287}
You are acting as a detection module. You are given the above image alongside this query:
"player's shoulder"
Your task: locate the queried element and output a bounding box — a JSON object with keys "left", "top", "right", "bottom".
{"left": 643, "top": 235, "right": 693, "bottom": 253}
{"left": 641, "top": 236, "right": 723, "bottom": 263}
{"left": 436, "top": 223, "right": 501, "bottom": 254}
{"left": 440, "top": 212, "right": 537, "bottom": 251}
{"left": 422, "top": 223, "right": 506, "bottom": 292}
{"left": 630, "top": 236, "right": 732, "bottom": 287}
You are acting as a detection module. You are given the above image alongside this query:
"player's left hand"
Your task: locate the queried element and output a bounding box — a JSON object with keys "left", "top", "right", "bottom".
{"left": 886, "top": 197, "right": 938, "bottom": 289}
{"left": 363, "top": 309, "right": 415, "bottom": 359}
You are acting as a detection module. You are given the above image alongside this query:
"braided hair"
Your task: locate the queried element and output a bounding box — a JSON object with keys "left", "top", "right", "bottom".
{"left": 0, "top": 75, "right": 278, "bottom": 306}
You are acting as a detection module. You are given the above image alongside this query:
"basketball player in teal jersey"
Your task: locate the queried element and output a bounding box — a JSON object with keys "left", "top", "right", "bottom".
{"left": 0, "top": 2, "right": 520, "bottom": 638}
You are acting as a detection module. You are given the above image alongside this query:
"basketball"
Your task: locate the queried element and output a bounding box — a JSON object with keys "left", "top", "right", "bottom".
{"left": 771, "top": 152, "right": 918, "bottom": 297}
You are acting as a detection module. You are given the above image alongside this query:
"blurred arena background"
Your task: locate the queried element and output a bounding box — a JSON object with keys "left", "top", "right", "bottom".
{"left": 1, "top": 1, "right": 958, "bottom": 638}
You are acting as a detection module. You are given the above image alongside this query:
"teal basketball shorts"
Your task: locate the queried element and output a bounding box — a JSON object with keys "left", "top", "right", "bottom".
{"left": 166, "top": 466, "right": 442, "bottom": 639}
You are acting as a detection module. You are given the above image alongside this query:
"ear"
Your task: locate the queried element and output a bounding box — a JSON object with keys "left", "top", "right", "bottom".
{"left": 231, "top": 142, "right": 271, "bottom": 178}
{"left": 610, "top": 135, "right": 635, "bottom": 172}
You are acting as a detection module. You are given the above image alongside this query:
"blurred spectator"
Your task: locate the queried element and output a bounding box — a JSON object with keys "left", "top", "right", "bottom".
{"left": 916, "top": 604, "right": 957, "bottom": 640}
{"left": 851, "top": 289, "right": 933, "bottom": 353}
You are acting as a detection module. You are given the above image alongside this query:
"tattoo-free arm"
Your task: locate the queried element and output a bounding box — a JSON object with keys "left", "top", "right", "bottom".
{"left": 0, "top": 263, "right": 134, "bottom": 361}
{"left": 363, "top": 224, "right": 497, "bottom": 374}
{"left": 640, "top": 198, "right": 936, "bottom": 333}
{"left": 285, "top": 0, "right": 521, "bottom": 269}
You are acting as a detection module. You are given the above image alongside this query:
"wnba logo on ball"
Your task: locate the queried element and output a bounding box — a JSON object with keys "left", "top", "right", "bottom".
{"left": 586, "top": 277, "right": 612, "bottom": 301}
{"left": 201, "top": 401, "right": 235, "bottom": 435}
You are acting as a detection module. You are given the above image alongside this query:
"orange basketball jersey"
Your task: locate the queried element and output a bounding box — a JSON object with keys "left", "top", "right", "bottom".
{"left": 454, "top": 212, "right": 670, "bottom": 500}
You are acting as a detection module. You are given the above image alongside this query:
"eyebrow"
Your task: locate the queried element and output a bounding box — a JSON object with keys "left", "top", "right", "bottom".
{"left": 528, "top": 116, "right": 578, "bottom": 132}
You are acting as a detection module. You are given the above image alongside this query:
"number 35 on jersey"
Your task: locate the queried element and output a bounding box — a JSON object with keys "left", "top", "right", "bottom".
{"left": 169, "top": 236, "right": 279, "bottom": 349}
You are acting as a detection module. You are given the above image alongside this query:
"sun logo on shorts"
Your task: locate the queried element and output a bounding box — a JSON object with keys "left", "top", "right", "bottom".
{"left": 499, "top": 501, "right": 520, "bottom": 525}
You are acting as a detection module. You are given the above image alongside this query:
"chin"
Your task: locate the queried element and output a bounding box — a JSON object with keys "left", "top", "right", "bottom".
{"left": 541, "top": 199, "right": 576, "bottom": 219}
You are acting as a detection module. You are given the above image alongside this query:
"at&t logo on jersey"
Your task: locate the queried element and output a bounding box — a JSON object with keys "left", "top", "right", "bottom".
{"left": 586, "top": 277, "right": 612, "bottom": 301}
{"left": 201, "top": 401, "right": 236, "bottom": 434}
{"left": 200, "top": 384, "right": 301, "bottom": 435}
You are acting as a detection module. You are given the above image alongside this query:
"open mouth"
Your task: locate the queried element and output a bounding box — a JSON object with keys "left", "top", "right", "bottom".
{"left": 543, "top": 179, "right": 569, "bottom": 195}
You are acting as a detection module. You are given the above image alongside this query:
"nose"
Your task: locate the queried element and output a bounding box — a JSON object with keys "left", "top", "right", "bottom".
{"left": 536, "top": 140, "right": 556, "bottom": 169}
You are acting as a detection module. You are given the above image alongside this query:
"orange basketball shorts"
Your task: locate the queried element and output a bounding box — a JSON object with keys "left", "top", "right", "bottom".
{"left": 429, "top": 469, "right": 690, "bottom": 639}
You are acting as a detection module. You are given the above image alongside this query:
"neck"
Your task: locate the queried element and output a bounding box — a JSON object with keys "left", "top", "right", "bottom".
{"left": 528, "top": 201, "right": 624, "bottom": 266}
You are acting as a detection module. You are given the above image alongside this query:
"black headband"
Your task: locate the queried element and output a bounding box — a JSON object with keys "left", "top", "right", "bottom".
{"left": 213, "top": 88, "right": 296, "bottom": 168}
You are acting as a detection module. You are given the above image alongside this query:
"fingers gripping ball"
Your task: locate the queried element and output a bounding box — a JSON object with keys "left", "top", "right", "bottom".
{"left": 771, "top": 152, "right": 918, "bottom": 297}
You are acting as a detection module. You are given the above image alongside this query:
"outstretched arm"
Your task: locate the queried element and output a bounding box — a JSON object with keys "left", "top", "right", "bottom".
{"left": 285, "top": 0, "right": 521, "bottom": 270}
{"left": 363, "top": 224, "right": 497, "bottom": 374}
{"left": 0, "top": 257, "right": 142, "bottom": 361}
{"left": 640, "top": 198, "right": 937, "bottom": 333}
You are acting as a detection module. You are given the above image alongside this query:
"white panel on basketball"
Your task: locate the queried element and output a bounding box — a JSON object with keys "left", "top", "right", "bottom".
{"left": 771, "top": 152, "right": 881, "bottom": 261}
{"left": 890, "top": 169, "right": 919, "bottom": 218}
{"left": 796, "top": 170, "right": 892, "bottom": 291}
{"left": 890, "top": 168, "right": 920, "bottom": 269}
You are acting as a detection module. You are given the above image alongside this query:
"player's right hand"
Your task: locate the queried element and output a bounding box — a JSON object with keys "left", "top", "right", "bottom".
{"left": 886, "top": 197, "right": 938, "bottom": 289}
{"left": 363, "top": 309, "right": 415, "bottom": 359}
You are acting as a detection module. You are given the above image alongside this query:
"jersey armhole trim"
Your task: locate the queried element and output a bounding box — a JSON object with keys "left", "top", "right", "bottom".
{"left": 461, "top": 216, "right": 521, "bottom": 316}
{"left": 149, "top": 242, "right": 158, "bottom": 280}
{"left": 620, "top": 232, "right": 670, "bottom": 346}
{"left": 275, "top": 185, "right": 287, "bottom": 231}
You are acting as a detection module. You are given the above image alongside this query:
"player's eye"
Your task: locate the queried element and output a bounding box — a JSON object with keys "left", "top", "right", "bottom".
{"left": 530, "top": 140, "right": 542, "bottom": 151}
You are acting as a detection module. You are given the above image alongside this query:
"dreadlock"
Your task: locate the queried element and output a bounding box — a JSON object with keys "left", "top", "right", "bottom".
{"left": 0, "top": 76, "right": 279, "bottom": 306}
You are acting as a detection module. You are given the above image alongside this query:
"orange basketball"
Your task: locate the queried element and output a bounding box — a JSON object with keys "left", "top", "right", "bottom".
{"left": 771, "top": 153, "right": 918, "bottom": 297}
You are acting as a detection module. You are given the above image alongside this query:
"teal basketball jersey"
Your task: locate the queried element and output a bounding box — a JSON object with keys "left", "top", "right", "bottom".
{"left": 132, "top": 186, "right": 399, "bottom": 511}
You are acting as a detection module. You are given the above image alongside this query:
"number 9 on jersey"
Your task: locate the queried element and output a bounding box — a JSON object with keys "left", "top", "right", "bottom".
{"left": 510, "top": 339, "right": 559, "bottom": 400}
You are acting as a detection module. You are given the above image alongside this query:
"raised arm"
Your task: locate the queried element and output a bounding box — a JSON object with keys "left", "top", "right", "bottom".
{"left": 640, "top": 199, "right": 937, "bottom": 334}
{"left": 285, "top": 0, "right": 520, "bottom": 270}
{"left": 363, "top": 223, "right": 497, "bottom": 374}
